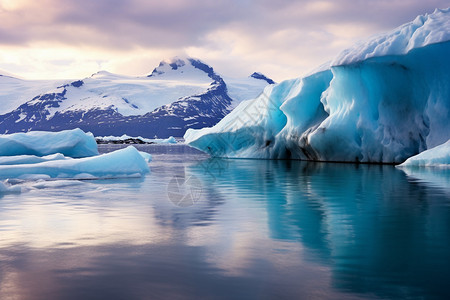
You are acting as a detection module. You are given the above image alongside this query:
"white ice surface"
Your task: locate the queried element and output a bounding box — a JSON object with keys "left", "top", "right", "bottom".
{"left": 398, "top": 140, "right": 450, "bottom": 168}
{"left": 333, "top": 8, "right": 450, "bottom": 66}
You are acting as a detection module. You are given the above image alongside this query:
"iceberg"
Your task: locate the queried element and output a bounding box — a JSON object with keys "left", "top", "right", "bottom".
{"left": 185, "top": 9, "right": 450, "bottom": 163}
{"left": 138, "top": 151, "right": 152, "bottom": 163}
{"left": 0, "top": 146, "right": 150, "bottom": 180}
{"left": 0, "top": 128, "right": 98, "bottom": 157}
{"left": 398, "top": 139, "right": 450, "bottom": 167}
{"left": 0, "top": 153, "right": 67, "bottom": 165}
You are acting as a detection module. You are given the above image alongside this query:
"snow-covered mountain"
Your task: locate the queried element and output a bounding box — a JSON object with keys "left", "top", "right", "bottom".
{"left": 0, "top": 58, "right": 273, "bottom": 137}
{"left": 185, "top": 8, "right": 450, "bottom": 164}
{"left": 0, "top": 72, "right": 66, "bottom": 115}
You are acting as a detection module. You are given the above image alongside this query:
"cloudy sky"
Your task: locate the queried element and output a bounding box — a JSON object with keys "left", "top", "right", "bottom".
{"left": 0, "top": 0, "right": 447, "bottom": 81}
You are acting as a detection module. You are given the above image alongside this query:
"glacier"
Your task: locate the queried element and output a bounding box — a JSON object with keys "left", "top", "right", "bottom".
{"left": 0, "top": 146, "right": 150, "bottom": 181}
{"left": 185, "top": 8, "right": 450, "bottom": 164}
{"left": 0, "top": 128, "right": 98, "bottom": 157}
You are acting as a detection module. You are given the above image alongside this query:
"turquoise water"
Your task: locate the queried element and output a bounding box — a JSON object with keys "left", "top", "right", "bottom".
{"left": 0, "top": 144, "right": 449, "bottom": 299}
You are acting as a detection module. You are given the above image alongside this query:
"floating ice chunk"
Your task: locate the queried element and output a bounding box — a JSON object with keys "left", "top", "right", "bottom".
{"left": 0, "top": 146, "right": 149, "bottom": 180}
{"left": 0, "top": 128, "right": 98, "bottom": 157}
{"left": 153, "top": 136, "right": 177, "bottom": 144}
{"left": 31, "top": 179, "right": 87, "bottom": 189}
{"left": 0, "top": 153, "right": 67, "bottom": 165}
{"left": 398, "top": 140, "right": 450, "bottom": 168}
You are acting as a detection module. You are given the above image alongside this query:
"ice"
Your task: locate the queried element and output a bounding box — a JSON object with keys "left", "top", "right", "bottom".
{"left": 152, "top": 136, "right": 177, "bottom": 144}
{"left": 185, "top": 9, "right": 450, "bottom": 163}
{"left": 398, "top": 140, "right": 450, "bottom": 168}
{"left": 0, "top": 128, "right": 98, "bottom": 157}
{"left": 334, "top": 8, "right": 450, "bottom": 66}
{"left": 0, "top": 146, "right": 150, "bottom": 180}
{"left": 139, "top": 151, "right": 153, "bottom": 163}
{"left": 0, "top": 153, "right": 67, "bottom": 165}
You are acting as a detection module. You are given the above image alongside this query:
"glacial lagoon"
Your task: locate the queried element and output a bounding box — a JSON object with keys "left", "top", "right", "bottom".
{"left": 0, "top": 144, "right": 449, "bottom": 299}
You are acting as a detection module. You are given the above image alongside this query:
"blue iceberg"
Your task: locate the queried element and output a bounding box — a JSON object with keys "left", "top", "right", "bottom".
{"left": 0, "top": 128, "right": 99, "bottom": 157}
{"left": 0, "top": 146, "right": 150, "bottom": 180}
{"left": 185, "top": 9, "right": 450, "bottom": 164}
{"left": 0, "top": 153, "right": 67, "bottom": 165}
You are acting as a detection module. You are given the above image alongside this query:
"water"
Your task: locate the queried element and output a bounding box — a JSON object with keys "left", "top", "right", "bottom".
{"left": 0, "top": 144, "right": 449, "bottom": 299}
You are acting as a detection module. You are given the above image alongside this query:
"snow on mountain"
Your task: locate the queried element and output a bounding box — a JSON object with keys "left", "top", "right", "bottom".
{"left": 0, "top": 73, "right": 66, "bottom": 115}
{"left": 185, "top": 8, "right": 450, "bottom": 164}
{"left": 0, "top": 57, "right": 273, "bottom": 137}
{"left": 223, "top": 73, "right": 276, "bottom": 109}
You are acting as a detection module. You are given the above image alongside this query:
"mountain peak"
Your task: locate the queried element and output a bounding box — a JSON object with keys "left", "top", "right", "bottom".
{"left": 147, "top": 56, "right": 220, "bottom": 83}
{"left": 250, "top": 72, "right": 275, "bottom": 84}
{"left": 0, "top": 69, "right": 20, "bottom": 79}
{"left": 148, "top": 56, "right": 192, "bottom": 77}
{"left": 90, "top": 70, "right": 118, "bottom": 78}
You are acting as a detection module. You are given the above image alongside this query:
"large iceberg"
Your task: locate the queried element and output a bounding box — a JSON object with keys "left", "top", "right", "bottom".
{"left": 0, "top": 128, "right": 98, "bottom": 157}
{"left": 0, "top": 146, "right": 150, "bottom": 180}
{"left": 185, "top": 9, "right": 450, "bottom": 163}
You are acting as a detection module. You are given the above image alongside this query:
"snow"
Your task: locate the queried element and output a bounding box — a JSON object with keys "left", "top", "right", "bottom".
{"left": 0, "top": 128, "right": 98, "bottom": 158}
{"left": 185, "top": 9, "right": 450, "bottom": 163}
{"left": 1, "top": 57, "right": 272, "bottom": 124}
{"left": 48, "top": 59, "right": 213, "bottom": 117}
{"left": 0, "top": 146, "right": 150, "bottom": 180}
{"left": 96, "top": 134, "right": 177, "bottom": 144}
{"left": 0, "top": 75, "right": 66, "bottom": 114}
{"left": 333, "top": 8, "right": 450, "bottom": 66}
{"left": 223, "top": 74, "right": 274, "bottom": 109}
{"left": 398, "top": 140, "right": 450, "bottom": 168}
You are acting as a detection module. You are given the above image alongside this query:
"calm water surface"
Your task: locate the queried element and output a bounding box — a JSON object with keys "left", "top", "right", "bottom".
{"left": 0, "top": 144, "right": 449, "bottom": 299}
